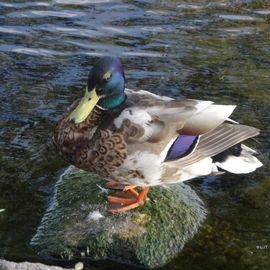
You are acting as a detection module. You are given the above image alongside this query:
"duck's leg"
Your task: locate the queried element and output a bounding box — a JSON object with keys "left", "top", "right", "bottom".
{"left": 107, "top": 187, "right": 150, "bottom": 213}
{"left": 105, "top": 181, "right": 137, "bottom": 193}
{"left": 105, "top": 181, "right": 124, "bottom": 190}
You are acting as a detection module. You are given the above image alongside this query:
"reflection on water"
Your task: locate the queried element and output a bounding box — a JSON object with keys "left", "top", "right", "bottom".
{"left": 0, "top": 0, "right": 269, "bottom": 269}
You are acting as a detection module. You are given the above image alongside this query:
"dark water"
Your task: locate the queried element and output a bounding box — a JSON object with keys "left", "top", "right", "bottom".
{"left": 0, "top": 0, "right": 270, "bottom": 269}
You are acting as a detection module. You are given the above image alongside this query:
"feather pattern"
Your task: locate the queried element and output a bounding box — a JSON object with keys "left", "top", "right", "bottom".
{"left": 168, "top": 123, "right": 260, "bottom": 168}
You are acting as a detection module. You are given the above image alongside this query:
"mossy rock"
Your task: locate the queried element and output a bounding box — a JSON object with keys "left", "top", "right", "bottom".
{"left": 31, "top": 166, "right": 207, "bottom": 268}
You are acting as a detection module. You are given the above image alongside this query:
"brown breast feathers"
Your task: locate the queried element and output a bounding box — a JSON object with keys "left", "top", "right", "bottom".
{"left": 53, "top": 100, "right": 127, "bottom": 177}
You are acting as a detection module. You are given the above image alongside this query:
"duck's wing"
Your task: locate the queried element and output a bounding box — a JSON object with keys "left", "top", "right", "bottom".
{"left": 112, "top": 89, "right": 261, "bottom": 185}
{"left": 166, "top": 122, "right": 260, "bottom": 168}
{"left": 121, "top": 89, "right": 260, "bottom": 164}
{"left": 116, "top": 88, "right": 236, "bottom": 144}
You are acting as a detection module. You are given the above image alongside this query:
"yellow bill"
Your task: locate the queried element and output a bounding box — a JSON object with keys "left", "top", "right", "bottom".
{"left": 69, "top": 88, "right": 100, "bottom": 124}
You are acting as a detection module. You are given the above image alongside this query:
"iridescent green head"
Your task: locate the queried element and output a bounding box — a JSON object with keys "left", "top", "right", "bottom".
{"left": 88, "top": 57, "right": 125, "bottom": 109}
{"left": 69, "top": 57, "right": 125, "bottom": 124}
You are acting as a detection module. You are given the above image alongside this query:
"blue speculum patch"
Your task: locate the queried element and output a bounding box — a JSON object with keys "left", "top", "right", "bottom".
{"left": 166, "top": 135, "right": 199, "bottom": 161}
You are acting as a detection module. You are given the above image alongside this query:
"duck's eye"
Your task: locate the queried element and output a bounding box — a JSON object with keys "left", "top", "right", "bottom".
{"left": 103, "top": 71, "right": 112, "bottom": 81}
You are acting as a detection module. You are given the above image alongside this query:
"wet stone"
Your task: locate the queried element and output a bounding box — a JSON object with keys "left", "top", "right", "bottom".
{"left": 0, "top": 259, "right": 73, "bottom": 270}
{"left": 31, "top": 166, "right": 207, "bottom": 268}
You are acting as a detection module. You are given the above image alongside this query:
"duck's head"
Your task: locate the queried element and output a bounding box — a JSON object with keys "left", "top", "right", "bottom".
{"left": 69, "top": 57, "right": 125, "bottom": 124}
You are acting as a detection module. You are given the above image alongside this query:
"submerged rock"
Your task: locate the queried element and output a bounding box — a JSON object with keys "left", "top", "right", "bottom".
{"left": 31, "top": 167, "right": 206, "bottom": 268}
{"left": 0, "top": 259, "right": 73, "bottom": 270}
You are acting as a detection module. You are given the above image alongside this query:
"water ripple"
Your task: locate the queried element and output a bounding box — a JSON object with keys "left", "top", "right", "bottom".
{"left": 64, "top": 40, "right": 122, "bottom": 52}
{"left": 0, "top": 45, "right": 64, "bottom": 57}
{"left": 53, "top": 26, "right": 101, "bottom": 37}
{"left": 216, "top": 27, "right": 255, "bottom": 36}
{"left": 31, "top": 24, "right": 169, "bottom": 39}
{"left": 0, "top": 1, "right": 51, "bottom": 8}
{"left": 254, "top": 10, "right": 270, "bottom": 15}
{"left": 217, "top": 14, "right": 259, "bottom": 21}
{"left": 0, "top": 26, "right": 30, "bottom": 35}
{"left": 123, "top": 51, "right": 165, "bottom": 58}
{"left": 7, "top": 10, "right": 86, "bottom": 18}
{"left": 54, "top": 0, "right": 114, "bottom": 4}
{"left": 177, "top": 4, "right": 203, "bottom": 10}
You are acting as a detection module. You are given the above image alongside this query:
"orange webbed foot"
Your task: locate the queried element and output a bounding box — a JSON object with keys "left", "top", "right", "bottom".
{"left": 106, "top": 185, "right": 150, "bottom": 213}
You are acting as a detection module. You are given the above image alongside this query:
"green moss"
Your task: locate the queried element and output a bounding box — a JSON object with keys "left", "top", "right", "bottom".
{"left": 31, "top": 167, "right": 206, "bottom": 268}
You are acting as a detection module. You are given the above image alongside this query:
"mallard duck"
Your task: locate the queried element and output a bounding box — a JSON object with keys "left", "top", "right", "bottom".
{"left": 53, "top": 57, "right": 262, "bottom": 213}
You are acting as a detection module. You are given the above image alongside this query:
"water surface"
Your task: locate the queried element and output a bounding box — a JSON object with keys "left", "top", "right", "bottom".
{"left": 0, "top": 0, "right": 270, "bottom": 269}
